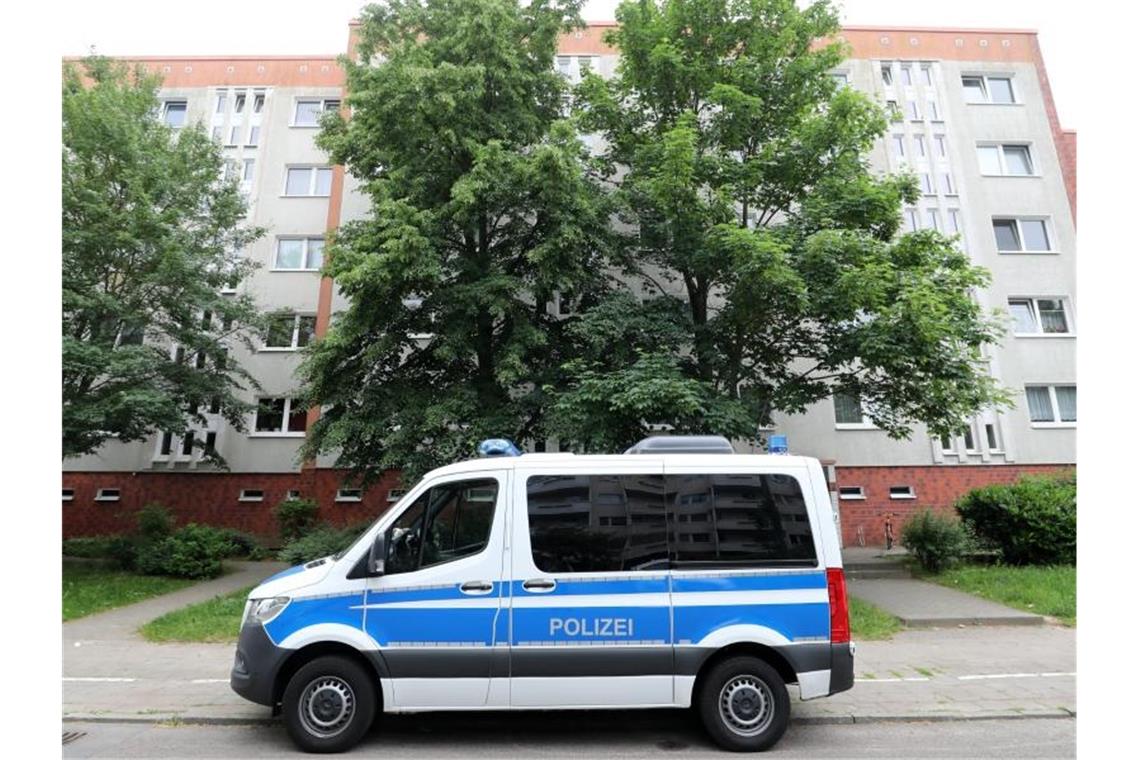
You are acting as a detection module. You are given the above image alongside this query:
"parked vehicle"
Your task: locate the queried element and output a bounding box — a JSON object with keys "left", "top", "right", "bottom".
{"left": 231, "top": 435, "right": 854, "bottom": 752}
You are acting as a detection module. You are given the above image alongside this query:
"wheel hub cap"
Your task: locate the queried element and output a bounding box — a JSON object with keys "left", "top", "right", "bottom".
{"left": 719, "top": 675, "right": 775, "bottom": 737}
{"left": 300, "top": 677, "right": 355, "bottom": 738}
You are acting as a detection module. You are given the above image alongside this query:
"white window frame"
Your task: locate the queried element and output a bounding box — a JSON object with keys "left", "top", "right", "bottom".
{"left": 387, "top": 488, "right": 407, "bottom": 503}
{"left": 161, "top": 99, "right": 188, "bottom": 128}
{"left": 250, "top": 397, "right": 308, "bottom": 437}
{"left": 881, "top": 62, "right": 894, "bottom": 87}
{"left": 888, "top": 485, "right": 916, "bottom": 500}
{"left": 247, "top": 125, "right": 261, "bottom": 147}
{"left": 282, "top": 166, "right": 334, "bottom": 197}
{"left": 833, "top": 393, "right": 877, "bottom": 430}
{"left": 976, "top": 142, "right": 1037, "bottom": 177}
{"left": 984, "top": 421, "right": 1003, "bottom": 453}
{"left": 908, "top": 100, "right": 922, "bottom": 121}
{"left": 260, "top": 313, "right": 318, "bottom": 351}
{"left": 992, "top": 217, "right": 1054, "bottom": 253}
{"left": 1007, "top": 297, "right": 1074, "bottom": 337}
{"left": 95, "top": 488, "right": 121, "bottom": 502}
{"left": 837, "top": 486, "right": 865, "bottom": 501}
{"left": 962, "top": 423, "right": 980, "bottom": 454}
{"left": 335, "top": 488, "right": 364, "bottom": 503}
{"left": 1025, "top": 384, "right": 1076, "bottom": 428}
{"left": 934, "top": 134, "right": 949, "bottom": 159}
{"left": 238, "top": 489, "right": 265, "bottom": 503}
{"left": 291, "top": 97, "right": 341, "bottom": 128}
{"left": 920, "top": 173, "right": 935, "bottom": 195}
{"left": 273, "top": 237, "right": 325, "bottom": 271}
{"left": 925, "top": 208, "right": 941, "bottom": 231}
{"left": 891, "top": 134, "right": 906, "bottom": 160}
{"left": 961, "top": 74, "right": 1018, "bottom": 105}
{"left": 939, "top": 433, "right": 958, "bottom": 456}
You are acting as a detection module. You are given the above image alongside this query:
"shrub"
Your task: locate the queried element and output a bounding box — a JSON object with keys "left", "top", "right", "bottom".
{"left": 136, "top": 504, "right": 174, "bottom": 541}
{"left": 278, "top": 524, "right": 367, "bottom": 566}
{"left": 219, "top": 529, "right": 268, "bottom": 560}
{"left": 900, "top": 509, "right": 970, "bottom": 573}
{"left": 62, "top": 536, "right": 119, "bottom": 559}
{"left": 274, "top": 498, "right": 319, "bottom": 543}
{"left": 955, "top": 474, "right": 1076, "bottom": 566}
{"left": 135, "top": 524, "right": 235, "bottom": 579}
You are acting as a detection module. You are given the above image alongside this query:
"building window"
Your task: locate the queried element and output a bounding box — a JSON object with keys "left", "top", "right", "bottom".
{"left": 95, "top": 488, "right": 121, "bottom": 502}
{"left": 293, "top": 98, "right": 340, "bottom": 127}
{"left": 881, "top": 63, "right": 893, "bottom": 86}
{"left": 335, "top": 488, "right": 363, "bottom": 503}
{"left": 927, "top": 99, "right": 941, "bottom": 121}
{"left": 285, "top": 489, "right": 302, "bottom": 500}
{"left": 926, "top": 208, "right": 941, "bottom": 231}
{"left": 889, "top": 485, "right": 916, "bottom": 500}
{"left": 274, "top": 238, "right": 325, "bottom": 270}
{"left": 161, "top": 100, "right": 187, "bottom": 128}
{"left": 962, "top": 424, "right": 979, "bottom": 453}
{"left": 63, "top": 489, "right": 75, "bottom": 502}
{"left": 239, "top": 489, "right": 264, "bottom": 502}
{"left": 831, "top": 72, "right": 848, "bottom": 87}
{"left": 1008, "top": 298, "right": 1072, "bottom": 335}
{"left": 253, "top": 397, "right": 307, "bottom": 434}
{"left": 977, "top": 144, "right": 1034, "bottom": 176}
{"left": 908, "top": 100, "right": 921, "bottom": 120}
{"left": 387, "top": 488, "right": 406, "bottom": 502}
{"left": 253, "top": 92, "right": 265, "bottom": 113}
{"left": 914, "top": 135, "right": 925, "bottom": 157}
{"left": 920, "top": 173, "right": 934, "bottom": 194}
{"left": 900, "top": 64, "right": 912, "bottom": 86}
{"left": 993, "top": 218, "right": 1052, "bottom": 253}
{"left": 941, "top": 173, "right": 955, "bottom": 195}
{"left": 886, "top": 100, "right": 901, "bottom": 122}
{"left": 921, "top": 64, "right": 933, "bottom": 86}
{"left": 263, "top": 313, "right": 318, "bottom": 349}
{"left": 228, "top": 125, "right": 241, "bottom": 146}
{"left": 211, "top": 125, "right": 223, "bottom": 141}
{"left": 247, "top": 125, "right": 260, "bottom": 146}
{"left": 947, "top": 209, "right": 962, "bottom": 235}
{"left": 962, "top": 75, "right": 1016, "bottom": 104}
{"left": 891, "top": 134, "right": 906, "bottom": 159}
{"left": 557, "top": 56, "right": 572, "bottom": 78}
{"left": 934, "top": 134, "right": 948, "bottom": 158}
{"left": 215, "top": 91, "right": 227, "bottom": 113}
{"left": 940, "top": 434, "right": 956, "bottom": 454}
{"left": 985, "top": 423, "right": 1002, "bottom": 452}
{"left": 833, "top": 393, "right": 873, "bottom": 427}
{"left": 284, "top": 167, "right": 334, "bottom": 197}
{"left": 838, "top": 486, "right": 865, "bottom": 500}
{"left": 1026, "top": 385, "right": 1076, "bottom": 425}
{"left": 904, "top": 208, "right": 918, "bottom": 232}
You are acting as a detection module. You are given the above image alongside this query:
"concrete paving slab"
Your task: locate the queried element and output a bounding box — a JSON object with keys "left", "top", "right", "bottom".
{"left": 848, "top": 578, "right": 1043, "bottom": 627}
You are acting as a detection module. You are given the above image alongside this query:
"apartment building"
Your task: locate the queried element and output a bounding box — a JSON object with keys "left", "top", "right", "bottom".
{"left": 62, "top": 23, "right": 1076, "bottom": 546}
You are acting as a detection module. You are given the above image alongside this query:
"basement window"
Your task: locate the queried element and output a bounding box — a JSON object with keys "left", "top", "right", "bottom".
{"left": 335, "top": 488, "right": 363, "bottom": 503}
{"left": 62, "top": 489, "right": 75, "bottom": 502}
{"left": 387, "top": 489, "right": 406, "bottom": 502}
{"left": 889, "top": 485, "right": 916, "bottom": 500}
{"left": 239, "top": 489, "right": 265, "bottom": 502}
{"left": 285, "top": 490, "right": 302, "bottom": 500}
{"left": 838, "top": 486, "right": 865, "bottom": 500}
{"left": 95, "top": 488, "right": 121, "bottom": 502}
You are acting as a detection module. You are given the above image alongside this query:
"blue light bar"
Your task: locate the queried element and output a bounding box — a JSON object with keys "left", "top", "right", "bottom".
{"left": 477, "top": 438, "right": 522, "bottom": 457}
{"left": 768, "top": 434, "right": 789, "bottom": 454}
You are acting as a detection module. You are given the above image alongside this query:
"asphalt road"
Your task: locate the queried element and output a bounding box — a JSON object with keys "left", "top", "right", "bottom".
{"left": 63, "top": 713, "right": 1074, "bottom": 758}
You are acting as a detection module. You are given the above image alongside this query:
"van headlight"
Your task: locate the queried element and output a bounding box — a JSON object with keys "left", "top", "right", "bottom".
{"left": 244, "top": 597, "right": 290, "bottom": 627}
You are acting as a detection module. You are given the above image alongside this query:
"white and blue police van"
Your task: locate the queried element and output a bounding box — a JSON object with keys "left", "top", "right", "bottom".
{"left": 231, "top": 435, "right": 854, "bottom": 753}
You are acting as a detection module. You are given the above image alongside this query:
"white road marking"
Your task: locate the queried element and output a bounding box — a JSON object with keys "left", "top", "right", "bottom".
{"left": 856, "top": 671, "right": 1076, "bottom": 684}
{"left": 64, "top": 677, "right": 137, "bottom": 683}
{"left": 190, "top": 679, "right": 230, "bottom": 684}
{"left": 855, "top": 677, "right": 931, "bottom": 683}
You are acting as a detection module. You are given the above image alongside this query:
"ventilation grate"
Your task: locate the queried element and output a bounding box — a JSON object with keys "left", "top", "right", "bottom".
{"left": 63, "top": 731, "right": 86, "bottom": 746}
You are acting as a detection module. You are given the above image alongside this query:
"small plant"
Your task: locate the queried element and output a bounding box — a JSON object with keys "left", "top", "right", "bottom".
{"left": 135, "top": 524, "right": 237, "bottom": 579}
{"left": 136, "top": 504, "right": 174, "bottom": 541}
{"left": 278, "top": 523, "right": 368, "bottom": 566}
{"left": 274, "top": 498, "right": 319, "bottom": 543}
{"left": 955, "top": 473, "right": 1076, "bottom": 566}
{"left": 900, "top": 509, "right": 970, "bottom": 573}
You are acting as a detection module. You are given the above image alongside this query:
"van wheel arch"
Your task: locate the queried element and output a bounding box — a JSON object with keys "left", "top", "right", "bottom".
{"left": 692, "top": 643, "right": 797, "bottom": 701}
{"left": 273, "top": 642, "right": 386, "bottom": 710}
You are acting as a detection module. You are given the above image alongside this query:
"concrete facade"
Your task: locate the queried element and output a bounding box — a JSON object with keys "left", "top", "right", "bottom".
{"left": 63, "top": 23, "right": 1076, "bottom": 545}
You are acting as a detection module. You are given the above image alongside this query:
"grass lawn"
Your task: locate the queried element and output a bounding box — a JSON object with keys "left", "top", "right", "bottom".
{"left": 63, "top": 563, "right": 195, "bottom": 621}
{"left": 140, "top": 585, "right": 255, "bottom": 642}
{"left": 928, "top": 564, "right": 1075, "bottom": 625}
{"left": 849, "top": 597, "right": 902, "bottom": 640}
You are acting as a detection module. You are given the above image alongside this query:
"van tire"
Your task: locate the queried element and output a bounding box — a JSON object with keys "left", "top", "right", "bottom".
{"left": 282, "top": 655, "right": 376, "bottom": 753}
{"left": 697, "top": 656, "right": 790, "bottom": 752}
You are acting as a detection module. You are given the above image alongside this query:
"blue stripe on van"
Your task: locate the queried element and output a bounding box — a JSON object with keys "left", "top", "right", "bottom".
{"left": 364, "top": 583, "right": 501, "bottom": 605}
{"left": 671, "top": 572, "right": 826, "bottom": 594}
{"left": 264, "top": 592, "right": 364, "bottom": 646}
{"left": 512, "top": 605, "right": 671, "bottom": 644}
{"left": 510, "top": 578, "right": 668, "bottom": 597}
{"left": 673, "top": 602, "right": 830, "bottom": 644}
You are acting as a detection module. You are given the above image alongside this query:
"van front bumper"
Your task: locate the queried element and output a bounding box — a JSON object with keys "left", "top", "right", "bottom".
{"left": 230, "top": 622, "right": 291, "bottom": 707}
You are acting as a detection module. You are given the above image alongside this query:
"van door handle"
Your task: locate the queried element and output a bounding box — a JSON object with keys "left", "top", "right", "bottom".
{"left": 460, "top": 580, "right": 493, "bottom": 595}
{"left": 522, "top": 578, "right": 556, "bottom": 593}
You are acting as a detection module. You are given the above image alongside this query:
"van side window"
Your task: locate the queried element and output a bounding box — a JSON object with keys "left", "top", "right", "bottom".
{"left": 385, "top": 478, "right": 498, "bottom": 574}
{"left": 526, "top": 474, "right": 668, "bottom": 573}
{"left": 667, "top": 473, "right": 816, "bottom": 567}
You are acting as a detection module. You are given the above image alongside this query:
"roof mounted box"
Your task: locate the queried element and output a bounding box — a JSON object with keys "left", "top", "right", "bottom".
{"left": 624, "top": 435, "right": 735, "bottom": 455}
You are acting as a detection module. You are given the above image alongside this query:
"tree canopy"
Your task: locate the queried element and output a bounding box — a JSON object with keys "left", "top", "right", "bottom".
{"left": 63, "top": 57, "right": 263, "bottom": 460}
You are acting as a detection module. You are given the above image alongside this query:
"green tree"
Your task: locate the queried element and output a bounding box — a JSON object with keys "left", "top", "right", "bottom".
{"left": 550, "top": 0, "right": 1008, "bottom": 451}
{"left": 63, "top": 57, "right": 263, "bottom": 460}
{"left": 299, "top": 0, "right": 617, "bottom": 481}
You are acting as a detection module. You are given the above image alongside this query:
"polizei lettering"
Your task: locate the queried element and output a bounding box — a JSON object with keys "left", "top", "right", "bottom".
{"left": 549, "top": 617, "right": 634, "bottom": 637}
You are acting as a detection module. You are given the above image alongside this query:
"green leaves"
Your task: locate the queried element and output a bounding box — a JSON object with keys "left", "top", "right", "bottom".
{"left": 62, "top": 57, "right": 264, "bottom": 460}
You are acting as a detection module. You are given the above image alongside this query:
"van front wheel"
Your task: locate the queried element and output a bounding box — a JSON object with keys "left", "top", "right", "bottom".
{"left": 282, "top": 655, "right": 376, "bottom": 753}
{"left": 697, "top": 656, "right": 790, "bottom": 752}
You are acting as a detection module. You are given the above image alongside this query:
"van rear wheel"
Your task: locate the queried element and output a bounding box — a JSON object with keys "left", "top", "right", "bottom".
{"left": 282, "top": 655, "right": 376, "bottom": 753}
{"left": 697, "top": 656, "right": 789, "bottom": 752}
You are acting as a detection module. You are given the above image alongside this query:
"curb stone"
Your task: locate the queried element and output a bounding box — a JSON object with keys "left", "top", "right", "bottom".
{"left": 63, "top": 711, "right": 1076, "bottom": 728}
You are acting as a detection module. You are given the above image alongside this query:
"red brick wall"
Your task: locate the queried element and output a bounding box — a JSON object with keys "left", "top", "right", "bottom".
{"left": 836, "top": 464, "right": 1074, "bottom": 547}
{"left": 62, "top": 469, "right": 404, "bottom": 543}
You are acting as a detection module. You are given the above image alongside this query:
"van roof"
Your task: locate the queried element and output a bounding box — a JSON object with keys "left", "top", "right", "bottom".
{"left": 422, "top": 452, "right": 819, "bottom": 479}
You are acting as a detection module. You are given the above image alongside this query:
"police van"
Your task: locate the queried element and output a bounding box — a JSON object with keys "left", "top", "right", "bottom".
{"left": 231, "top": 436, "right": 854, "bottom": 753}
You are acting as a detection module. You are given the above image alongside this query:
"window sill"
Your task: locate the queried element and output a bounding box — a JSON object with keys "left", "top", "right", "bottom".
{"left": 966, "top": 101, "right": 1023, "bottom": 107}
{"left": 289, "top": 124, "right": 320, "bottom": 129}
{"left": 258, "top": 347, "right": 300, "bottom": 353}
{"left": 248, "top": 432, "right": 307, "bottom": 438}
{"left": 237, "top": 498, "right": 265, "bottom": 503}
{"left": 281, "top": 195, "right": 332, "bottom": 199}
{"left": 888, "top": 495, "right": 917, "bottom": 500}
{"left": 93, "top": 498, "right": 121, "bottom": 503}
{"left": 838, "top": 495, "right": 866, "bottom": 501}
{"left": 980, "top": 173, "right": 1042, "bottom": 179}
{"left": 335, "top": 498, "right": 363, "bottom": 503}
{"left": 835, "top": 423, "right": 878, "bottom": 431}
{"left": 1030, "top": 422, "right": 1076, "bottom": 429}
{"left": 1012, "top": 332, "right": 1076, "bottom": 339}
{"left": 270, "top": 268, "right": 323, "bottom": 273}
{"left": 997, "top": 251, "right": 1059, "bottom": 256}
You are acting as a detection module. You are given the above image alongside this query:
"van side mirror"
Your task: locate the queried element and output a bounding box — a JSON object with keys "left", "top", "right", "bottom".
{"left": 368, "top": 532, "right": 387, "bottom": 576}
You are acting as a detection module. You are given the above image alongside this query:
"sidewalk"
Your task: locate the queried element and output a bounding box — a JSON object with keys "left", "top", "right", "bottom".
{"left": 63, "top": 559, "right": 1074, "bottom": 725}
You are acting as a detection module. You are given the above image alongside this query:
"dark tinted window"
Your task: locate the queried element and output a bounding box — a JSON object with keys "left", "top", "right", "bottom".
{"left": 667, "top": 474, "right": 816, "bottom": 567}
{"left": 385, "top": 478, "right": 498, "bottom": 574}
{"left": 527, "top": 474, "right": 667, "bottom": 573}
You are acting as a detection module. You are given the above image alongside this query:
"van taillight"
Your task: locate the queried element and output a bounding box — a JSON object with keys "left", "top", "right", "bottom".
{"left": 827, "top": 567, "right": 850, "bottom": 644}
